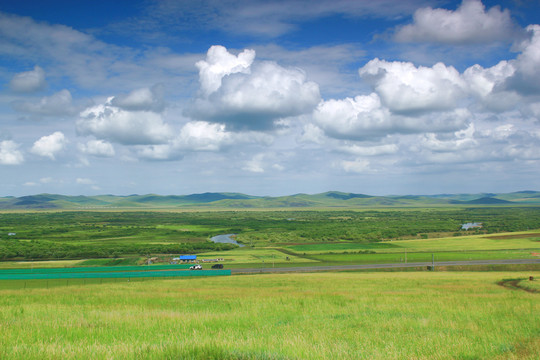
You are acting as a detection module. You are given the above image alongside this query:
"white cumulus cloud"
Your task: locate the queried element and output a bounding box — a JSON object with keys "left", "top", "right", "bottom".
{"left": 359, "top": 59, "right": 466, "bottom": 114}
{"left": 463, "top": 61, "right": 518, "bottom": 112}
{"left": 175, "top": 121, "right": 232, "bottom": 152}
{"left": 313, "top": 94, "right": 470, "bottom": 140}
{"left": 110, "top": 84, "right": 165, "bottom": 111}
{"left": 30, "top": 131, "right": 67, "bottom": 160}
{"left": 137, "top": 121, "right": 273, "bottom": 161}
{"left": 504, "top": 25, "right": 540, "bottom": 94}
{"left": 419, "top": 124, "right": 477, "bottom": 152}
{"left": 189, "top": 46, "right": 320, "bottom": 131}
{"left": 9, "top": 65, "right": 46, "bottom": 93}
{"left": 77, "top": 98, "right": 172, "bottom": 145}
{"left": 196, "top": 45, "right": 255, "bottom": 97}
{"left": 313, "top": 94, "right": 390, "bottom": 140}
{"left": 78, "top": 139, "right": 115, "bottom": 157}
{"left": 394, "top": 0, "right": 519, "bottom": 45}
{"left": 0, "top": 140, "right": 24, "bottom": 165}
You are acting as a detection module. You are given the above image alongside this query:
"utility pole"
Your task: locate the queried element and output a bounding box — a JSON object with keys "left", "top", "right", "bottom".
{"left": 432, "top": 253, "right": 435, "bottom": 271}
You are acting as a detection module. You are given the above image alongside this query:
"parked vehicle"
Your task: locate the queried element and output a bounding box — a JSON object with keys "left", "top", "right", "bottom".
{"left": 211, "top": 264, "right": 224, "bottom": 269}
{"left": 189, "top": 264, "right": 202, "bottom": 270}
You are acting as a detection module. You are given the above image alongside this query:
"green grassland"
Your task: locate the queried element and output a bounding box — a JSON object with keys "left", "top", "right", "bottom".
{"left": 0, "top": 271, "right": 538, "bottom": 359}
{"left": 1, "top": 208, "right": 539, "bottom": 271}
{"left": 0, "top": 207, "right": 539, "bottom": 359}
{"left": 287, "top": 232, "right": 540, "bottom": 253}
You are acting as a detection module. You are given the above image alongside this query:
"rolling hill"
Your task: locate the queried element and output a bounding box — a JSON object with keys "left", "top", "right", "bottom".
{"left": 1, "top": 191, "right": 539, "bottom": 209}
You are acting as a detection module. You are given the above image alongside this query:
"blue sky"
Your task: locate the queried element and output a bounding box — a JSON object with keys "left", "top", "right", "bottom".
{"left": 1, "top": 0, "right": 540, "bottom": 196}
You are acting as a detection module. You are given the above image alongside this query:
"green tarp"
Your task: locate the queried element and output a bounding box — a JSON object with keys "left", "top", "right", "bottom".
{"left": 0, "top": 269, "right": 230, "bottom": 280}
{"left": 0, "top": 264, "right": 192, "bottom": 274}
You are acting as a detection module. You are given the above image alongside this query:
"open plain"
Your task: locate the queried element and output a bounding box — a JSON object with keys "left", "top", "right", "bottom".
{"left": 1, "top": 204, "right": 539, "bottom": 359}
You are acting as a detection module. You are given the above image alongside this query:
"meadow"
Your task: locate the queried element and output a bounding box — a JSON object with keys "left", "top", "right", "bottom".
{"left": 0, "top": 207, "right": 539, "bottom": 359}
{"left": 0, "top": 271, "right": 538, "bottom": 359}
{"left": 1, "top": 207, "right": 540, "bottom": 263}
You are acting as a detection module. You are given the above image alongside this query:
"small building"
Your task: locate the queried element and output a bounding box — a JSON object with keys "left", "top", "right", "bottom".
{"left": 175, "top": 255, "right": 197, "bottom": 263}
{"left": 8, "top": 233, "right": 16, "bottom": 236}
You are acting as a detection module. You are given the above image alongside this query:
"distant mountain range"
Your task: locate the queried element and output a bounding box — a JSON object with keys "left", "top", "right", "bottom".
{"left": 1, "top": 191, "right": 540, "bottom": 209}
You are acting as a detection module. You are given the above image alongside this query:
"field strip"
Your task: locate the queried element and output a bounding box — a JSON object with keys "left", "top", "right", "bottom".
{"left": 231, "top": 259, "right": 540, "bottom": 274}
{"left": 0, "top": 269, "right": 231, "bottom": 280}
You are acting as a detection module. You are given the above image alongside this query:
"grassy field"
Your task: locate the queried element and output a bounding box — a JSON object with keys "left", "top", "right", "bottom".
{"left": 286, "top": 232, "right": 540, "bottom": 253}
{"left": 2, "top": 207, "right": 540, "bottom": 261}
{"left": 1, "top": 230, "right": 539, "bottom": 271}
{"left": 0, "top": 259, "right": 85, "bottom": 269}
{"left": 0, "top": 271, "right": 538, "bottom": 359}
{"left": 1, "top": 210, "right": 539, "bottom": 359}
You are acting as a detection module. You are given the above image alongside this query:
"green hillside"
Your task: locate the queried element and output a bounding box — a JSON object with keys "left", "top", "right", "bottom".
{"left": 1, "top": 191, "right": 539, "bottom": 209}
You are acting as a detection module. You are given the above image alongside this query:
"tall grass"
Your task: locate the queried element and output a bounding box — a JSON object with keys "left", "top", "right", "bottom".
{"left": 0, "top": 272, "right": 538, "bottom": 359}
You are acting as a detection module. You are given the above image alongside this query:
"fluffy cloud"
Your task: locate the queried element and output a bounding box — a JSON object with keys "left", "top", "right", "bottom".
{"left": 359, "top": 59, "right": 466, "bottom": 114}
{"left": 196, "top": 45, "right": 255, "bottom": 97}
{"left": 9, "top": 65, "right": 46, "bottom": 93}
{"left": 30, "top": 131, "right": 67, "bottom": 160}
{"left": 78, "top": 140, "right": 115, "bottom": 157}
{"left": 12, "top": 89, "right": 77, "bottom": 116}
{"left": 458, "top": 25, "right": 540, "bottom": 106}
{"left": 174, "top": 121, "right": 232, "bottom": 152}
{"left": 405, "top": 121, "right": 540, "bottom": 167}
{"left": 77, "top": 98, "right": 172, "bottom": 145}
{"left": 0, "top": 140, "right": 24, "bottom": 165}
{"left": 189, "top": 46, "right": 320, "bottom": 131}
{"left": 394, "top": 0, "right": 518, "bottom": 44}
{"left": 110, "top": 84, "right": 165, "bottom": 111}
{"left": 139, "top": 121, "right": 234, "bottom": 160}
{"left": 312, "top": 93, "right": 469, "bottom": 140}
{"left": 419, "top": 124, "right": 477, "bottom": 152}
{"left": 504, "top": 25, "right": 540, "bottom": 94}
{"left": 313, "top": 94, "right": 390, "bottom": 140}
{"left": 462, "top": 61, "right": 518, "bottom": 112}
{"left": 138, "top": 121, "right": 273, "bottom": 161}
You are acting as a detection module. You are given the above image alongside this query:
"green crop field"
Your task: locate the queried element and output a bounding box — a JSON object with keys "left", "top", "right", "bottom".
{"left": 0, "top": 271, "right": 538, "bottom": 359}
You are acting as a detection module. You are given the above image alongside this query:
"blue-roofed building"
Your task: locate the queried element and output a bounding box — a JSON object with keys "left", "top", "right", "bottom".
{"left": 173, "top": 255, "right": 197, "bottom": 263}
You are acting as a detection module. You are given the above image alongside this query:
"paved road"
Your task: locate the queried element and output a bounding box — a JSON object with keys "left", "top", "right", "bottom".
{"left": 230, "top": 259, "right": 540, "bottom": 274}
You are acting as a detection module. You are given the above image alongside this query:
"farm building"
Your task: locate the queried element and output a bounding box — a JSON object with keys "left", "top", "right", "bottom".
{"left": 173, "top": 255, "right": 197, "bottom": 263}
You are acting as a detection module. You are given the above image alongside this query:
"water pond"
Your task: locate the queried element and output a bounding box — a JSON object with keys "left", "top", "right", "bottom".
{"left": 461, "top": 222, "right": 482, "bottom": 230}
{"left": 210, "top": 234, "right": 245, "bottom": 247}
